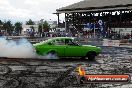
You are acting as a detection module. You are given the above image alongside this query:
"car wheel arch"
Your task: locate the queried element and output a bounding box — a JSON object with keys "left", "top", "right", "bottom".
{"left": 86, "top": 51, "right": 97, "bottom": 56}
{"left": 46, "top": 50, "right": 59, "bottom": 59}
{"left": 47, "top": 50, "right": 58, "bottom": 55}
{"left": 85, "top": 51, "right": 97, "bottom": 60}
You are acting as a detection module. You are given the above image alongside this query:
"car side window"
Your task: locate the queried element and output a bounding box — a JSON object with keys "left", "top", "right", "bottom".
{"left": 65, "top": 39, "right": 79, "bottom": 46}
{"left": 53, "top": 39, "right": 65, "bottom": 45}
{"left": 65, "top": 39, "right": 74, "bottom": 45}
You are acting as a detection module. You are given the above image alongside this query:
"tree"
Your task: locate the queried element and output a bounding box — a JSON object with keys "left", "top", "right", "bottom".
{"left": 3, "top": 20, "right": 14, "bottom": 35}
{"left": 14, "top": 22, "right": 22, "bottom": 35}
{"left": 38, "top": 24, "right": 43, "bottom": 37}
{"left": 43, "top": 21, "right": 50, "bottom": 32}
{"left": 38, "top": 25, "right": 42, "bottom": 33}
{"left": 38, "top": 21, "right": 50, "bottom": 32}
{"left": 26, "top": 19, "right": 35, "bottom": 25}
{"left": 0, "top": 20, "right": 3, "bottom": 25}
{"left": 38, "top": 21, "right": 50, "bottom": 37}
{"left": 30, "top": 26, "right": 35, "bottom": 32}
{"left": 0, "top": 20, "right": 3, "bottom": 30}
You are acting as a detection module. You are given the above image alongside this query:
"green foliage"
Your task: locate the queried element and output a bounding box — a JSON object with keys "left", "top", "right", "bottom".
{"left": 0, "top": 20, "right": 3, "bottom": 30}
{"left": 26, "top": 19, "right": 35, "bottom": 25}
{"left": 43, "top": 21, "right": 50, "bottom": 32}
{"left": 0, "top": 20, "right": 3, "bottom": 25}
{"left": 38, "top": 21, "right": 50, "bottom": 32}
{"left": 3, "top": 20, "right": 14, "bottom": 35}
{"left": 38, "top": 25, "right": 42, "bottom": 33}
{"left": 30, "top": 26, "right": 35, "bottom": 32}
{"left": 14, "top": 22, "right": 22, "bottom": 35}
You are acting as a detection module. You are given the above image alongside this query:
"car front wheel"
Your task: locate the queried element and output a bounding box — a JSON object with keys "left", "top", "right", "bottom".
{"left": 86, "top": 52, "right": 96, "bottom": 61}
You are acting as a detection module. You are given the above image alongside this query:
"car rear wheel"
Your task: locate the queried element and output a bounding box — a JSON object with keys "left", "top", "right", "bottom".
{"left": 86, "top": 52, "right": 96, "bottom": 61}
{"left": 47, "top": 51, "right": 58, "bottom": 59}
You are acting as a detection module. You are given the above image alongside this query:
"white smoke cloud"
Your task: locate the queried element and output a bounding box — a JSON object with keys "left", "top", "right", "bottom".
{"left": 0, "top": 37, "right": 36, "bottom": 58}
{"left": 0, "top": 37, "right": 58, "bottom": 59}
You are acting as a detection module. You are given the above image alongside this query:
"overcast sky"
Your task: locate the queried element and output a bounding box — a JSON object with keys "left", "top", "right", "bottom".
{"left": 0, "top": 0, "right": 83, "bottom": 23}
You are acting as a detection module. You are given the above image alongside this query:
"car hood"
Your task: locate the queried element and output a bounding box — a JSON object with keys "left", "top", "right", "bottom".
{"left": 33, "top": 42, "right": 46, "bottom": 47}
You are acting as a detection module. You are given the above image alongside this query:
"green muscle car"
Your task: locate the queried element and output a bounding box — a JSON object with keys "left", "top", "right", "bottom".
{"left": 33, "top": 37, "right": 101, "bottom": 60}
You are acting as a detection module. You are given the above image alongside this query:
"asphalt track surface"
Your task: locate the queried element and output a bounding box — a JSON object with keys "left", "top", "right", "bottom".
{"left": 0, "top": 46, "right": 131, "bottom": 88}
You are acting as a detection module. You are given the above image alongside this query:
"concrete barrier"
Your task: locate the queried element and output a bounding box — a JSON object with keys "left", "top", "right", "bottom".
{"left": 103, "top": 39, "right": 120, "bottom": 47}
{"left": 103, "top": 39, "right": 132, "bottom": 48}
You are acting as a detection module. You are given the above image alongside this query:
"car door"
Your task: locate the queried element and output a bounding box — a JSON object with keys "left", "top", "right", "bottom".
{"left": 46, "top": 39, "right": 66, "bottom": 57}
{"left": 64, "top": 39, "right": 85, "bottom": 57}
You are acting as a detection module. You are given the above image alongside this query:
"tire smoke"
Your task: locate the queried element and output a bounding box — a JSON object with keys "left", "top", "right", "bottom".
{"left": 0, "top": 37, "right": 58, "bottom": 59}
{"left": 0, "top": 37, "right": 36, "bottom": 58}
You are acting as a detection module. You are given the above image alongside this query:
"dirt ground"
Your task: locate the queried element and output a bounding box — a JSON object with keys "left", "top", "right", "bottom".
{"left": 0, "top": 46, "right": 131, "bottom": 88}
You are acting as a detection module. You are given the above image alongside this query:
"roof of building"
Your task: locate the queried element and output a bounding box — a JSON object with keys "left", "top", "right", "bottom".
{"left": 57, "top": 0, "right": 132, "bottom": 13}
